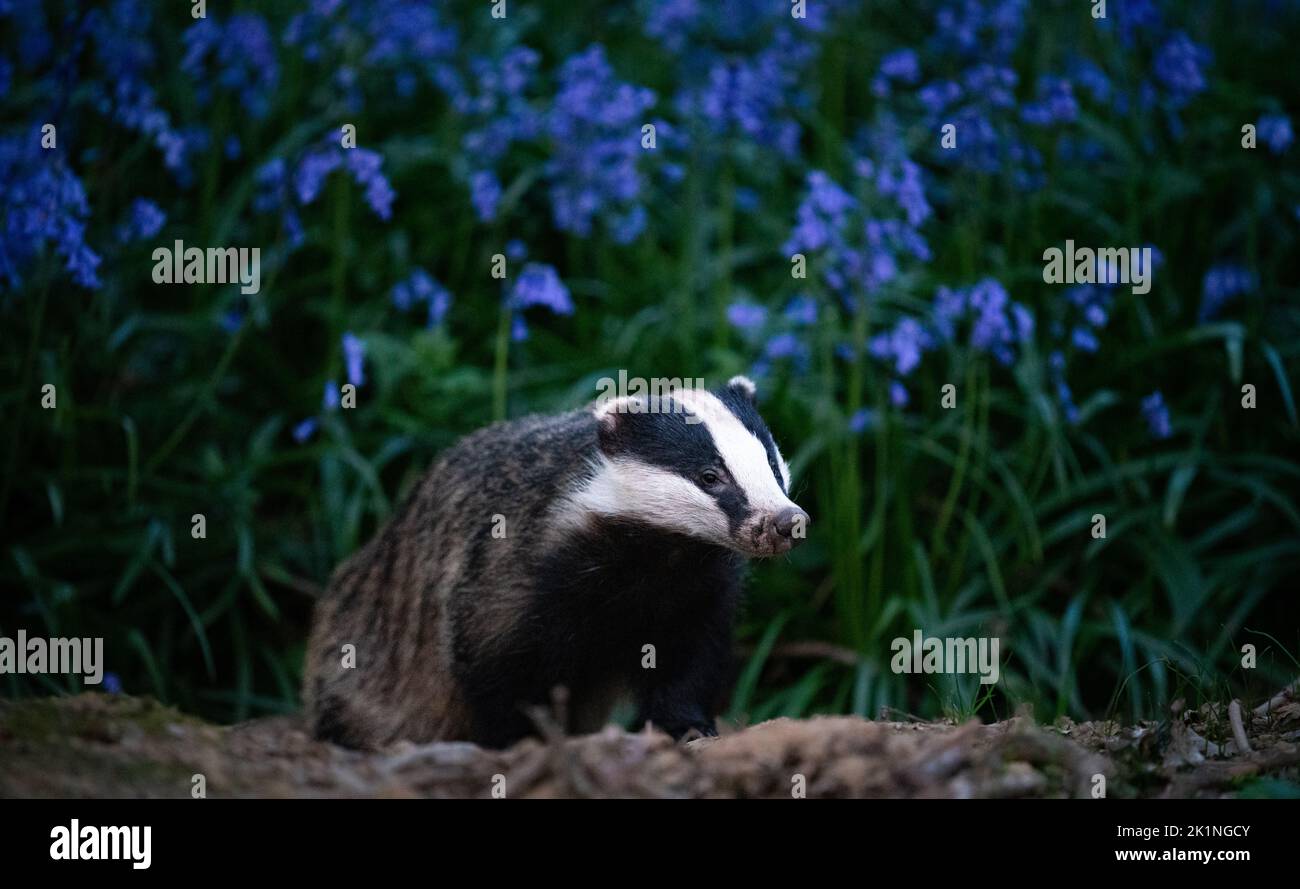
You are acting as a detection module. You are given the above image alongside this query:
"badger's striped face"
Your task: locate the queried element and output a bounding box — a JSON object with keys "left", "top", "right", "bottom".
{"left": 569, "top": 376, "right": 809, "bottom": 557}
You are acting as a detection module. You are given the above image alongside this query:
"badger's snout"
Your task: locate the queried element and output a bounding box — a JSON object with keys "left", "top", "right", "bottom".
{"left": 751, "top": 506, "right": 809, "bottom": 555}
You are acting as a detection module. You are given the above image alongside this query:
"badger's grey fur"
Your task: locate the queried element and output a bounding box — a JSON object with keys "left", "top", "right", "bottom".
{"left": 303, "top": 376, "right": 808, "bottom": 749}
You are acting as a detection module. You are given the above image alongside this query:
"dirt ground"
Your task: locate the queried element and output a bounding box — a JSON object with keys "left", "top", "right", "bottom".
{"left": 2, "top": 692, "right": 1297, "bottom": 798}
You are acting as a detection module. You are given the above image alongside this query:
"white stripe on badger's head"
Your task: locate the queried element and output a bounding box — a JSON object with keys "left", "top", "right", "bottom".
{"left": 563, "top": 378, "right": 808, "bottom": 556}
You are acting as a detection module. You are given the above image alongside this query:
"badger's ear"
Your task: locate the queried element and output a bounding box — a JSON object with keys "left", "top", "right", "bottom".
{"left": 594, "top": 396, "right": 645, "bottom": 455}
{"left": 727, "top": 375, "right": 758, "bottom": 403}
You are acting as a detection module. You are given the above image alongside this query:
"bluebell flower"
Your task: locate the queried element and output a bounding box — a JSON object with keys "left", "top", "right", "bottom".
{"left": 1097, "top": 0, "right": 1162, "bottom": 47}
{"left": 763, "top": 332, "right": 809, "bottom": 370}
{"left": 1153, "top": 32, "right": 1211, "bottom": 104}
{"left": 848, "top": 408, "right": 877, "bottom": 433}
{"left": 1048, "top": 350, "right": 1080, "bottom": 425}
{"left": 470, "top": 171, "right": 502, "bottom": 222}
{"left": 291, "top": 145, "right": 396, "bottom": 221}
{"left": 1022, "top": 77, "right": 1078, "bottom": 126}
{"left": 510, "top": 264, "right": 574, "bottom": 315}
{"left": 182, "top": 13, "right": 279, "bottom": 118}
{"left": 870, "top": 318, "right": 931, "bottom": 377}
{"left": 342, "top": 333, "right": 366, "bottom": 387}
{"left": 117, "top": 198, "right": 166, "bottom": 242}
{"left": 1257, "top": 113, "right": 1293, "bottom": 154}
{"left": 873, "top": 49, "right": 921, "bottom": 97}
{"left": 345, "top": 149, "right": 395, "bottom": 220}
{"left": 1199, "top": 264, "right": 1257, "bottom": 321}
{"left": 889, "top": 381, "right": 910, "bottom": 408}
{"left": 102, "top": 673, "right": 123, "bottom": 694}
{"left": 546, "top": 45, "right": 656, "bottom": 242}
{"left": 1141, "top": 391, "right": 1172, "bottom": 440}
{"left": 323, "top": 380, "right": 340, "bottom": 411}
{"left": 391, "top": 268, "right": 453, "bottom": 325}
{"left": 1071, "top": 327, "right": 1100, "bottom": 353}
{"left": 784, "top": 295, "right": 818, "bottom": 325}
{"left": 0, "top": 133, "right": 101, "bottom": 289}
{"left": 727, "top": 302, "right": 768, "bottom": 331}
{"left": 293, "top": 418, "right": 319, "bottom": 444}
{"left": 511, "top": 315, "right": 531, "bottom": 342}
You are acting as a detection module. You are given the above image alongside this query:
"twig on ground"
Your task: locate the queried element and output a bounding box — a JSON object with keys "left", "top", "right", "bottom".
{"left": 1228, "top": 699, "right": 1252, "bottom": 754}
{"left": 1253, "top": 677, "right": 1300, "bottom": 718}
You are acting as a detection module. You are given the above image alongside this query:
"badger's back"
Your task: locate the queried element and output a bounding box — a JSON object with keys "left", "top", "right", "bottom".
{"left": 303, "top": 408, "right": 599, "bottom": 748}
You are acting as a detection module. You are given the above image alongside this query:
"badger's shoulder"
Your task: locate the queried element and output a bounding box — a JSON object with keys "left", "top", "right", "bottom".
{"left": 435, "top": 407, "right": 599, "bottom": 481}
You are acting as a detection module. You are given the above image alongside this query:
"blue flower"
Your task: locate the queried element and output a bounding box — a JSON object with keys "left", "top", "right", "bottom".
{"left": 118, "top": 198, "right": 166, "bottom": 242}
{"left": 1141, "top": 391, "right": 1172, "bottom": 440}
{"left": 0, "top": 133, "right": 101, "bottom": 289}
{"left": 1022, "top": 76, "right": 1078, "bottom": 126}
{"left": 342, "top": 333, "right": 366, "bottom": 388}
{"left": 1199, "top": 264, "right": 1257, "bottom": 321}
{"left": 546, "top": 45, "right": 656, "bottom": 242}
{"left": 889, "top": 381, "right": 910, "bottom": 408}
{"left": 1153, "top": 32, "right": 1211, "bottom": 104}
{"left": 848, "top": 408, "right": 877, "bottom": 433}
{"left": 870, "top": 318, "right": 931, "bottom": 377}
{"left": 470, "top": 171, "right": 502, "bottom": 222}
{"left": 291, "top": 144, "right": 396, "bottom": 221}
{"left": 1257, "top": 113, "right": 1293, "bottom": 154}
{"left": 293, "top": 418, "right": 319, "bottom": 444}
{"left": 510, "top": 264, "right": 573, "bottom": 315}
{"left": 391, "top": 268, "right": 453, "bottom": 325}
{"left": 182, "top": 13, "right": 279, "bottom": 118}
{"left": 784, "top": 295, "right": 818, "bottom": 325}
{"left": 727, "top": 302, "right": 768, "bottom": 331}
{"left": 102, "top": 673, "right": 123, "bottom": 694}
{"left": 323, "top": 380, "right": 340, "bottom": 411}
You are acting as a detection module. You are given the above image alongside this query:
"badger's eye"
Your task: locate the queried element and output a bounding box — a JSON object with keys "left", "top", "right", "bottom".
{"left": 699, "top": 469, "right": 722, "bottom": 488}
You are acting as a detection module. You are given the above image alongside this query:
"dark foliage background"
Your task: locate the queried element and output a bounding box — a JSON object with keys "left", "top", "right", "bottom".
{"left": 2, "top": 0, "right": 1297, "bottom": 726}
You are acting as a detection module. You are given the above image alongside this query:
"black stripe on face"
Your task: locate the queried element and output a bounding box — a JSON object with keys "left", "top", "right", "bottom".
{"left": 713, "top": 385, "right": 787, "bottom": 493}
{"left": 597, "top": 403, "right": 752, "bottom": 534}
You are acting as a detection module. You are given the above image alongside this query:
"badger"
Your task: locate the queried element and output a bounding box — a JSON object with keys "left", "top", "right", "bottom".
{"left": 303, "top": 376, "right": 809, "bottom": 749}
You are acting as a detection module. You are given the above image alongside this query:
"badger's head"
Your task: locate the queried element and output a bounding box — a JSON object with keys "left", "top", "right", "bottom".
{"left": 570, "top": 376, "right": 810, "bottom": 557}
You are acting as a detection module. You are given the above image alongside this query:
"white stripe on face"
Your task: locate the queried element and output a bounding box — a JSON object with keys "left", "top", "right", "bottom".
{"left": 557, "top": 456, "right": 733, "bottom": 546}
{"left": 671, "top": 389, "right": 797, "bottom": 516}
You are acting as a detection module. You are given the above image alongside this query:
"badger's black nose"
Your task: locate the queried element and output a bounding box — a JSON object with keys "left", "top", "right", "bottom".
{"left": 774, "top": 507, "right": 810, "bottom": 539}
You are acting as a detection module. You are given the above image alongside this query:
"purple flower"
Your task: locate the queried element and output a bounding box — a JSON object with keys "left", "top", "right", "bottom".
{"left": 889, "top": 381, "right": 910, "bottom": 408}
{"left": 784, "top": 295, "right": 818, "bottom": 325}
{"left": 849, "top": 408, "right": 877, "bottom": 433}
{"left": 763, "top": 332, "right": 809, "bottom": 368}
{"left": 1022, "top": 76, "right": 1078, "bottom": 126}
{"left": 292, "top": 145, "right": 395, "bottom": 220}
{"left": 1141, "top": 391, "right": 1172, "bottom": 440}
{"left": 510, "top": 264, "right": 573, "bottom": 315}
{"left": 870, "top": 318, "right": 931, "bottom": 377}
{"left": 293, "top": 418, "right": 319, "bottom": 443}
{"left": 1153, "top": 32, "right": 1211, "bottom": 103}
{"left": 323, "top": 380, "right": 340, "bottom": 411}
{"left": 0, "top": 133, "right": 101, "bottom": 289}
{"left": 342, "top": 333, "right": 366, "bottom": 387}
{"left": 470, "top": 171, "right": 502, "bottom": 221}
{"left": 1257, "top": 113, "right": 1293, "bottom": 154}
{"left": 118, "top": 198, "right": 166, "bottom": 242}
{"left": 546, "top": 45, "right": 655, "bottom": 242}
{"left": 391, "top": 268, "right": 452, "bottom": 325}
{"left": 880, "top": 49, "right": 920, "bottom": 84}
{"left": 345, "top": 149, "right": 396, "bottom": 220}
{"left": 673, "top": 31, "right": 809, "bottom": 160}
{"left": 727, "top": 302, "right": 768, "bottom": 331}
{"left": 182, "top": 14, "right": 279, "bottom": 118}
{"left": 1199, "top": 264, "right": 1258, "bottom": 321}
